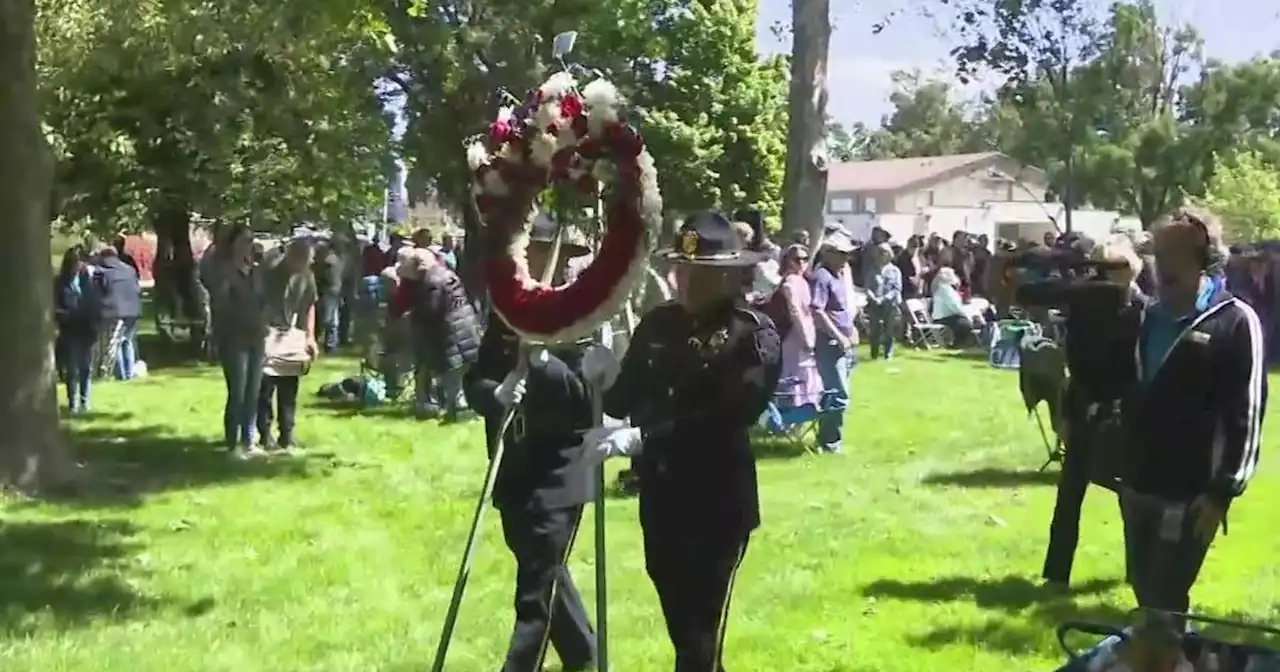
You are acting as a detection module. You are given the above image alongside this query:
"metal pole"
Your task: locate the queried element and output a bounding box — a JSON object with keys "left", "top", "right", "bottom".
{"left": 591, "top": 386, "right": 610, "bottom": 672}
{"left": 429, "top": 351, "right": 529, "bottom": 672}
{"left": 590, "top": 194, "right": 610, "bottom": 672}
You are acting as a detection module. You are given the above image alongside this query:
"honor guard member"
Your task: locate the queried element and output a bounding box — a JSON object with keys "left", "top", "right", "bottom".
{"left": 462, "top": 219, "right": 598, "bottom": 672}
{"left": 579, "top": 210, "right": 784, "bottom": 671}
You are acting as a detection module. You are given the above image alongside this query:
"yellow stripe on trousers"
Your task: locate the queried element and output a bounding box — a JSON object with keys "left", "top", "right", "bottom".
{"left": 533, "top": 507, "right": 584, "bottom": 670}
{"left": 710, "top": 541, "right": 749, "bottom": 670}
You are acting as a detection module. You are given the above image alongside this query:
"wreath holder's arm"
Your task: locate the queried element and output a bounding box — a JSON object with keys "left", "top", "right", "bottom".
{"left": 430, "top": 348, "right": 531, "bottom": 672}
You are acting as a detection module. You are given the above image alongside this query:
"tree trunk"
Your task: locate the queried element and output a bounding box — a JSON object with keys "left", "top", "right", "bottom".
{"left": 150, "top": 202, "right": 198, "bottom": 341}
{"left": 0, "top": 0, "right": 79, "bottom": 491}
{"left": 782, "top": 0, "right": 831, "bottom": 246}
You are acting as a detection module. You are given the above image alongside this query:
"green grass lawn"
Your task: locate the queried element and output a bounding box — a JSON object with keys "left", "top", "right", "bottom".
{"left": 4, "top": 347, "right": 1280, "bottom": 671}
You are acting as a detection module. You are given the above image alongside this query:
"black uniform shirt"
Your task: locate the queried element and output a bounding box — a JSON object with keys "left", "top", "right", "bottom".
{"left": 602, "top": 300, "right": 783, "bottom": 533}
{"left": 463, "top": 323, "right": 596, "bottom": 511}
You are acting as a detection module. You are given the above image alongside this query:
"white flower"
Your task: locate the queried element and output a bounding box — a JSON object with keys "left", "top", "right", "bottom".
{"left": 466, "top": 142, "right": 490, "bottom": 171}
{"left": 535, "top": 101, "right": 562, "bottom": 130}
{"left": 483, "top": 170, "right": 508, "bottom": 195}
{"left": 582, "top": 79, "right": 620, "bottom": 112}
{"left": 496, "top": 106, "right": 514, "bottom": 123}
{"left": 539, "top": 72, "right": 577, "bottom": 100}
{"left": 530, "top": 132, "right": 559, "bottom": 167}
{"left": 471, "top": 182, "right": 484, "bottom": 196}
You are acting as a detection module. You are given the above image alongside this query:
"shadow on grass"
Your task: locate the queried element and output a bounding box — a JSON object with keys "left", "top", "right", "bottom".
{"left": 863, "top": 574, "right": 1129, "bottom": 656}
{"left": 18, "top": 424, "right": 329, "bottom": 510}
{"left": 135, "top": 332, "right": 209, "bottom": 372}
{"left": 0, "top": 518, "right": 175, "bottom": 636}
{"left": 922, "top": 467, "right": 1060, "bottom": 488}
{"left": 750, "top": 432, "right": 814, "bottom": 460}
{"left": 932, "top": 349, "right": 993, "bottom": 363}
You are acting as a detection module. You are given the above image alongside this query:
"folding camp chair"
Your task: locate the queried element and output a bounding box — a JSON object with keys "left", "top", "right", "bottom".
{"left": 758, "top": 378, "right": 840, "bottom": 454}
{"left": 902, "top": 298, "right": 952, "bottom": 349}
{"left": 1019, "top": 333, "right": 1067, "bottom": 470}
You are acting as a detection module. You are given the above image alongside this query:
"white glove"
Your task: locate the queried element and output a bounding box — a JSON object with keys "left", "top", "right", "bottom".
{"left": 581, "top": 426, "right": 643, "bottom": 465}
{"left": 493, "top": 371, "right": 526, "bottom": 407}
{"left": 582, "top": 344, "right": 621, "bottom": 390}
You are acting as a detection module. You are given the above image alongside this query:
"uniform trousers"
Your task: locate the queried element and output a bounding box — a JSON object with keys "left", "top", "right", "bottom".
{"left": 1041, "top": 404, "right": 1094, "bottom": 585}
{"left": 499, "top": 503, "right": 596, "bottom": 672}
{"left": 642, "top": 514, "right": 750, "bottom": 672}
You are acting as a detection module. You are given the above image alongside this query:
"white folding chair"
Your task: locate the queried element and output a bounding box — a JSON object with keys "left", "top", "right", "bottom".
{"left": 903, "top": 298, "right": 952, "bottom": 349}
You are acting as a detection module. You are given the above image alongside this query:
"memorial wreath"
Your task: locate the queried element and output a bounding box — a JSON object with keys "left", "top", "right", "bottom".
{"left": 467, "top": 72, "right": 662, "bottom": 344}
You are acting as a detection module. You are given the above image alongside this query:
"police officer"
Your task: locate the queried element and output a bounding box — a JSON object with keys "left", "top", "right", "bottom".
{"left": 579, "top": 210, "right": 784, "bottom": 671}
{"left": 462, "top": 221, "right": 597, "bottom": 672}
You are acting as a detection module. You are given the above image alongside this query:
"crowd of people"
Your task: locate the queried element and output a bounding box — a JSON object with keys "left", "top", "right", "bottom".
{"left": 48, "top": 206, "right": 1275, "bottom": 670}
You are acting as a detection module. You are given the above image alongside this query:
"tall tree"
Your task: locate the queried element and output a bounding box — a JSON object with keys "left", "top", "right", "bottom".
{"left": 0, "top": 0, "right": 78, "bottom": 490}
{"left": 874, "top": 69, "right": 992, "bottom": 158}
{"left": 1204, "top": 150, "right": 1280, "bottom": 242}
{"left": 944, "top": 0, "right": 1103, "bottom": 231}
{"left": 1067, "top": 0, "right": 1203, "bottom": 227}
{"left": 782, "top": 0, "right": 830, "bottom": 242}
{"left": 388, "top": 0, "right": 788, "bottom": 288}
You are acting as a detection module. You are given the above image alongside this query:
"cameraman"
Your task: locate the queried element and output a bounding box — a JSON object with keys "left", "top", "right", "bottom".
{"left": 1013, "top": 235, "right": 1148, "bottom": 589}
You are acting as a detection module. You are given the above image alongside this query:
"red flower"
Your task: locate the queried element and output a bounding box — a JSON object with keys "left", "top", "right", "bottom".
{"left": 489, "top": 120, "right": 513, "bottom": 143}
{"left": 578, "top": 138, "right": 602, "bottom": 160}
{"left": 560, "top": 94, "right": 584, "bottom": 120}
{"left": 474, "top": 194, "right": 495, "bottom": 214}
{"left": 551, "top": 149, "right": 574, "bottom": 179}
{"left": 575, "top": 174, "right": 598, "bottom": 195}
{"left": 571, "top": 115, "right": 589, "bottom": 138}
{"left": 606, "top": 124, "right": 643, "bottom": 158}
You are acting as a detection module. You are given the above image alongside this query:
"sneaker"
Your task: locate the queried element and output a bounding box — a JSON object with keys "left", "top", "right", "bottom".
{"left": 235, "top": 444, "right": 268, "bottom": 461}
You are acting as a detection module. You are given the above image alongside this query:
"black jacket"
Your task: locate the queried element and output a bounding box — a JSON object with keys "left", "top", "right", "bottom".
{"left": 1126, "top": 286, "right": 1266, "bottom": 506}
{"left": 53, "top": 269, "right": 105, "bottom": 340}
{"left": 464, "top": 321, "right": 595, "bottom": 511}
{"left": 602, "top": 301, "right": 783, "bottom": 534}
{"left": 97, "top": 257, "right": 143, "bottom": 320}
{"left": 1016, "top": 279, "right": 1147, "bottom": 408}
{"left": 408, "top": 266, "right": 481, "bottom": 371}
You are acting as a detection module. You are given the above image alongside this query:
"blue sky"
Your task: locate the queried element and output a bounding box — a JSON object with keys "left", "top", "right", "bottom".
{"left": 756, "top": 0, "right": 1280, "bottom": 126}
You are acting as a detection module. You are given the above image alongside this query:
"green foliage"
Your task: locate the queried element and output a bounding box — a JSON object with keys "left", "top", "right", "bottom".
{"left": 1205, "top": 150, "right": 1280, "bottom": 243}
{"left": 38, "top": 0, "right": 395, "bottom": 233}
{"left": 864, "top": 0, "right": 1280, "bottom": 229}
{"left": 389, "top": 0, "right": 787, "bottom": 223}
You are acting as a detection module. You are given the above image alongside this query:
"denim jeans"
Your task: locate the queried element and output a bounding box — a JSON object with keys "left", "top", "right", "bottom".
{"left": 115, "top": 317, "right": 140, "bottom": 380}
{"left": 219, "top": 343, "right": 265, "bottom": 448}
{"left": 814, "top": 338, "right": 851, "bottom": 453}
{"left": 63, "top": 337, "right": 94, "bottom": 412}
{"left": 320, "top": 294, "right": 342, "bottom": 352}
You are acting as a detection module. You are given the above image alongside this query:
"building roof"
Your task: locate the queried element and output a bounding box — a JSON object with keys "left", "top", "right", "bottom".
{"left": 827, "top": 152, "right": 1005, "bottom": 193}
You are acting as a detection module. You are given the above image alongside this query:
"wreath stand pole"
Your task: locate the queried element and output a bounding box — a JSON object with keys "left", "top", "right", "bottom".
{"left": 429, "top": 348, "right": 527, "bottom": 672}
{"left": 589, "top": 195, "right": 611, "bottom": 672}
{"left": 429, "top": 221, "right": 566, "bottom": 672}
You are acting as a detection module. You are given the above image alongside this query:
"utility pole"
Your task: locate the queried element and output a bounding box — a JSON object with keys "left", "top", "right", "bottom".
{"left": 782, "top": 0, "right": 831, "bottom": 245}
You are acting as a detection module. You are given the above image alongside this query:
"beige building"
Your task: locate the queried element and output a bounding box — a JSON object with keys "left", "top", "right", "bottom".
{"left": 823, "top": 152, "right": 1138, "bottom": 244}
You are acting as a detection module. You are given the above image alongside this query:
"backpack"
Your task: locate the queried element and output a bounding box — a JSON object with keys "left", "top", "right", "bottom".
{"left": 753, "top": 285, "right": 794, "bottom": 340}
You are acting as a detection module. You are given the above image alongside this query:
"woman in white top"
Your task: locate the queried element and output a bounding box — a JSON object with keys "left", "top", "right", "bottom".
{"left": 930, "top": 266, "right": 974, "bottom": 346}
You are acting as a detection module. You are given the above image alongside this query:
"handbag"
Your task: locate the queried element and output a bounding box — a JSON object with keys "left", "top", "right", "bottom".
{"left": 264, "top": 294, "right": 313, "bottom": 377}
{"left": 264, "top": 326, "right": 312, "bottom": 377}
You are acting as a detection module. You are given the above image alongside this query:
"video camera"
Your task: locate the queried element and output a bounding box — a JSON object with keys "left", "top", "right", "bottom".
{"left": 1000, "top": 245, "right": 1130, "bottom": 282}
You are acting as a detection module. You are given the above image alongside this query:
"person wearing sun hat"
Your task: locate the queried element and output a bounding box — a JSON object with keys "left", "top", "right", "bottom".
{"left": 576, "top": 210, "right": 783, "bottom": 671}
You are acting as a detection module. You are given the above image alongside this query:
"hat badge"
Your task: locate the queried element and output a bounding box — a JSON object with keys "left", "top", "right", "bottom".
{"left": 681, "top": 230, "right": 699, "bottom": 256}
